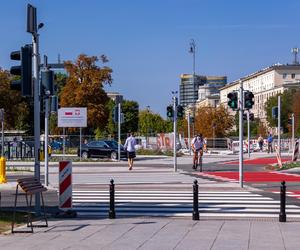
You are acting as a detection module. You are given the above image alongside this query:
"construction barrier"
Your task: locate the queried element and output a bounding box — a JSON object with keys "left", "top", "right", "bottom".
{"left": 293, "top": 139, "right": 299, "bottom": 162}
{"left": 0, "top": 157, "right": 7, "bottom": 183}
{"left": 275, "top": 146, "right": 282, "bottom": 168}
{"left": 59, "top": 161, "right": 72, "bottom": 210}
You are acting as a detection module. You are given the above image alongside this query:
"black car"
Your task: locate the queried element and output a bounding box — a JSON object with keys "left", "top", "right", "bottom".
{"left": 77, "top": 140, "right": 127, "bottom": 160}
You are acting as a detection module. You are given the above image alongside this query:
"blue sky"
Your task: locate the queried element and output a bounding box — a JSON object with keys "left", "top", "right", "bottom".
{"left": 1, "top": 0, "right": 300, "bottom": 116}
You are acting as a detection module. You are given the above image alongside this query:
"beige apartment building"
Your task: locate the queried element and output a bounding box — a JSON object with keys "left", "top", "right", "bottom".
{"left": 219, "top": 64, "right": 300, "bottom": 123}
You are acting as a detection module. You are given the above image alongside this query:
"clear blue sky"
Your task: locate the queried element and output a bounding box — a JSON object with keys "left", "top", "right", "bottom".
{"left": 1, "top": 0, "right": 300, "bottom": 116}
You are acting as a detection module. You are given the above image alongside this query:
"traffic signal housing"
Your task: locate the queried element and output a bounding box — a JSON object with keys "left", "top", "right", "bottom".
{"left": 227, "top": 92, "right": 238, "bottom": 110}
{"left": 41, "top": 69, "right": 54, "bottom": 95}
{"left": 112, "top": 106, "right": 118, "bottom": 123}
{"left": 177, "top": 105, "right": 184, "bottom": 118}
{"left": 244, "top": 91, "right": 254, "bottom": 110}
{"left": 249, "top": 113, "right": 254, "bottom": 121}
{"left": 10, "top": 44, "right": 32, "bottom": 96}
{"left": 166, "top": 105, "right": 173, "bottom": 118}
{"left": 272, "top": 106, "right": 278, "bottom": 119}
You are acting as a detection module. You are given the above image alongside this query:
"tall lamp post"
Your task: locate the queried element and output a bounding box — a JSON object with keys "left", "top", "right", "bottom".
{"left": 189, "top": 39, "right": 196, "bottom": 135}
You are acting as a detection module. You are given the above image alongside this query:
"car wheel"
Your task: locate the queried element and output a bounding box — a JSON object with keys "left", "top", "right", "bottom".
{"left": 110, "top": 151, "right": 117, "bottom": 160}
{"left": 82, "top": 151, "right": 89, "bottom": 159}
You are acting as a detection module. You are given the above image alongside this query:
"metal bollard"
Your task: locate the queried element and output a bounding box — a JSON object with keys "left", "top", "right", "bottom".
{"left": 192, "top": 179, "right": 199, "bottom": 220}
{"left": 0, "top": 157, "right": 7, "bottom": 184}
{"left": 279, "top": 181, "right": 286, "bottom": 222}
{"left": 109, "top": 179, "right": 116, "bottom": 219}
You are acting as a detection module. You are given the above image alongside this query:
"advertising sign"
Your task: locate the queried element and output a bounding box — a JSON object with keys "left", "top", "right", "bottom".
{"left": 58, "top": 107, "right": 87, "bottom": 128}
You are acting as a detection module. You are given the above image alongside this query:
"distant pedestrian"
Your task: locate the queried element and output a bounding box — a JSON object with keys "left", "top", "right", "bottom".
{"left": 267, "top": 134, "right": 273, "bottom": 153}
{"left": 124, "top": 132, "right": 137, "bottom": 170}
{"left": 258, "top": 135, "right": 264, "bottom": 152}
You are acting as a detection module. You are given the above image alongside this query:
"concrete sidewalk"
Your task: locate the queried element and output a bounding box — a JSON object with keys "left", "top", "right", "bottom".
{"left": 1, "top": 217, "right": 300, "bottom": 249}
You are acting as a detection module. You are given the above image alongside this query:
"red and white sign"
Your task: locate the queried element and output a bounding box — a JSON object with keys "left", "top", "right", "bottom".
{"left": 58, "top": 107, "right": 87, "bottom": 127}
{"left": 59, "top": 161, "right": 72, "bottom": 210}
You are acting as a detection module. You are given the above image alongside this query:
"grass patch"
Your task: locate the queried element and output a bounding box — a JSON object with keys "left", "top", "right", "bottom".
{"left": 136, "top": 148, "right": 183, "bottom": 157}
{"left": 0, "top": 210, "right": 29, "bottom": 234}
{"left": 268, "top": 161, "right": 300, "bottom": 171}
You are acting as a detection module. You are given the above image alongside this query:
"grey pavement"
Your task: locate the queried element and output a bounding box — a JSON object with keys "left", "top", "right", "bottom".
{"left": 1, "top": 218, "right": 300, "bottom": 249}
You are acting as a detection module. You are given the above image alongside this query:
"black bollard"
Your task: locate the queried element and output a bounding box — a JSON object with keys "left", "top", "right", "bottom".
{"left": 192, "top": 179, "right": 199, "bottom": 220}
{"left": 109, "top": 179, "right": 116, "bottom": 219}
{"left": 279, "top": 181, "right": 286, "bottom": 222}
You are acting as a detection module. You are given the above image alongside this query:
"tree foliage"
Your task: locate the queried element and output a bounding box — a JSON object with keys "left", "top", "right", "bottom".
{"left": 60, "top": 54, "right": 112, "bottom": 131}
{"left": 121, "top": 100, "right": 139, "bottom": 136}
{"left": 0, "top": 68, "right": 30, "bottom": 131}
{"left": 265, "top": 90, "right": 294, "bottom": 133}
{"left": 194, "top": 105, "right": 234, "bottom": 137}
{"left": 138, "top": 109, "right": 171, "bottom": 135}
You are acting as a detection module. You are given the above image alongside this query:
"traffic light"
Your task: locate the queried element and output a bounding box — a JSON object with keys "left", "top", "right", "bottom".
{"left": 227, "top": 92, "right": 238, "bottom": 110}
{"left": 10, "top": 44, "right": 32, "bottom": 96}
{"left": 190, "top": 117, "right": 195, "bottom": 123}
{"left": 249, "top": 113, "right": 254, "bottom": 121}
{"left": 177, "top": 105, "right": 184, "bottom": 118}
{"left": 50, "top": 95, "right": 58, "bottom": 114}
{"left": 112, "top": 106, "right": 118, "bottom": 123}
{"left": 272, "top": 106, "right": 278, "bottom": 119}
{"left": 243, "top": 113, "right": 247, "bottom": 121}
{"left": 244, "top": 91, "right": 254, "bottom": 109}
{"left": 167, "top": 105, "right": 173, "bottom": 118}
{"left": 288, "top": 116, "right": 293, "bottom": 125}
{"left": 41, "top": 69, "right": 54, "bottom": 95}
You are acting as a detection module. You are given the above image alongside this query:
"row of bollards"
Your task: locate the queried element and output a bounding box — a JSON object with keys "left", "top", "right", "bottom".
{"left": 108, "top": 178, "right": 287, "bottom": 222}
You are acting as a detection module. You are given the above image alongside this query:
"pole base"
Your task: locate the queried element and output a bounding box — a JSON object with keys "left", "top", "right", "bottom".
{"left": 192, "top": 212, "right": 199, "bottom": 221}
{"left": 279, "top": 214, "right": 286, "bottom": 222}
{"left": 109, "top": 211, "right": 116, "bottom": 219}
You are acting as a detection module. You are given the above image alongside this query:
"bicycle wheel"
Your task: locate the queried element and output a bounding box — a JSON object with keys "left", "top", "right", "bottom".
{"left": 198, "top": 156, "right": 203, "bottom": 172}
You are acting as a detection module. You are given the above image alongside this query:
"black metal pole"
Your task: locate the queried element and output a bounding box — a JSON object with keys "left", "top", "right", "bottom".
{"left": 279, "top": 181, "right": 286, "bottom": 222}
{"left": 109, "top": 179, "right": 115, "bottom": 219}
{"left": 192, "top": 179, "right": 199, "bottom": 220}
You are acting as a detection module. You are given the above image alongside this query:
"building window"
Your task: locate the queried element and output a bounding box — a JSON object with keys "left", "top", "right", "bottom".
{"left": 292, "top": 73, "right": 296, "bottom": 79}
{"left": 283, "top": 73, "right": 287, "bottom": 79}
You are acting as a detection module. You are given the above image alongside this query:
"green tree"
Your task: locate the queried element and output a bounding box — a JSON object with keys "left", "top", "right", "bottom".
{"left": 265, "top": 90, "right": 294, "bottom": 133}
{"left": 0, "top": 68, "right": 30, "bottom": 131}
{"left": 60, "top": 54, "right": 112, "bottom": 132}
{"left": 121, "top": 100, "right": 139, "bottom": 137}
{"left": 138, "top": 109, "right": 170, "bottom": 135}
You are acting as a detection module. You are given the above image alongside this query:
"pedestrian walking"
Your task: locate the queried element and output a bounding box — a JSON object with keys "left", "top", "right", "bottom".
{"left": 191, "top": 134, "right": 204, "bottom": 170}
{"left": 124, "top": 132, "right": 136, "bottom": 170}
{"left": 258, "top": 135, "right": 264, "bottom": 152}
{"left": 267, "top": 133, "right": 273, "bottom": 153}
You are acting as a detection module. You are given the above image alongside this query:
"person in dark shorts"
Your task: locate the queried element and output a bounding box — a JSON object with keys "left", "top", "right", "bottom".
{"left": 124, "top": 132, "right": 137, "bottom": 170}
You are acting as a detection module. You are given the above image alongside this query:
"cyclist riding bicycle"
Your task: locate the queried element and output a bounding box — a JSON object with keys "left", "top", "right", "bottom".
{"left": 191, "top": 134, "right": 204, "bottom": 170}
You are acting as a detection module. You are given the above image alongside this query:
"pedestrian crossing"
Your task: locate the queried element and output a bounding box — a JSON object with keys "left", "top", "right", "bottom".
{"left": 72, "top": 189, "right": 300, "bottom": 218}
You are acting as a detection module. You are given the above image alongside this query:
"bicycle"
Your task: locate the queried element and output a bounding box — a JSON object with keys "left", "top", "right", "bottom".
{"left": 193, "top": 148, "right": 203, "bottom": 172}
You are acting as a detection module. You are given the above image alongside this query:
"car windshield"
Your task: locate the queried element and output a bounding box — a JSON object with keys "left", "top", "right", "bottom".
{"left": 105, "top": 140, "right": 122, "bottom": 149}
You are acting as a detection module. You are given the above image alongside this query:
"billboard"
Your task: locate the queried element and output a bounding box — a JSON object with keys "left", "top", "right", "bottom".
{"left": 58, "top": 107, "right": 87, "bottom": 128}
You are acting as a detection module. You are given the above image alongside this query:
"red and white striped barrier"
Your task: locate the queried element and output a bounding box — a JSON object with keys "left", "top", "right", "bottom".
{"left": 293, "top": 139, "right": 299, "bottom": 162}
{"left": 59, "top": 161, "right": 72, "bottom": 210}
{"left": 275, "top": 146, "right": 282, "bottom": 168}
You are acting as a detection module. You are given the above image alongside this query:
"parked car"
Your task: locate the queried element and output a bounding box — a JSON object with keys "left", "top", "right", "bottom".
{"left": 77, "top": 140, "right": 127, "bottom": 160}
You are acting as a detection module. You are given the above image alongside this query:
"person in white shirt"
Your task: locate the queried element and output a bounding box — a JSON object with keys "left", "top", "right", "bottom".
{"left": 124, "top": 132, "right": 137, "bottom": 170}
{"left": 191, "top": 134, "right": 204, "bottom": 170}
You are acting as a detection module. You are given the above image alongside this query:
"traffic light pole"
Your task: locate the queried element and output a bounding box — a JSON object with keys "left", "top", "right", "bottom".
{"left": 33, "top": 32, "right": 41, "bottom": 213}
{"left": 239, "top": 80, "right": 244, "bottom": 188}
{"left": 173, "top": 95, "right": 177, "bottom": 172}
{"left": 247, "top": 110, "right": 250, "bottom": 158}
{"left": 118, "top": 102, "right": 121, "bottom": 161}
{"left": 44, "top": 94, "right": 49, "bottom": 186}
{"left": 278, "top": 95, "right": 281, "bottom": 157}
{"left": 188, "top": 112, "right": 191, "bottom": 155}
{"left": 292, "top": 113, "right": 295, "bottom": 155}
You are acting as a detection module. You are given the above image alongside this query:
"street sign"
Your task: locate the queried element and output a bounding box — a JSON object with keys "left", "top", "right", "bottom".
{"left": 58, "top": 107, "right": 87, "bottom": 127}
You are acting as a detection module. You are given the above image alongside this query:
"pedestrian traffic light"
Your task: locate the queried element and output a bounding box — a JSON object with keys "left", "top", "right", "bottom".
{"left": 243, "top": 113, "right": 247, "bottom": 121}
{"left": 288, "top": 117, "right": 293, "bottom": 125}
{"left": 166, "top": 105, "right": 173, "bottom": 118}
{"left": 227, "top": 92, "right": 238, "bottom": 110}
{"left": 112, "top": 106, "right": 118, "bottom": 123}
{"left": 190, "top": 117, "right": 195, "bottom": 123}
{"left": 272, "top": 106, "right": 278, "bottom": 119}
{"left": 244, "top": 91, "right": 254, "bottom": 109}
{"left": 10, "top": 44, "right": 32, "bottom": 96}
{"left": 249, "top": 113, "right": 254, "bottom": 121}
{"left": 177, "top": 105, "right": 184, "bottom": 118}
{"left": 41, "top": 69, "right": 54, "bottom": 95}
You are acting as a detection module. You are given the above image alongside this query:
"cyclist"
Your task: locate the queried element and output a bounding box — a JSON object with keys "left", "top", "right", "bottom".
{"left": 191, "top": 134, "right": 204, "bottom": 170}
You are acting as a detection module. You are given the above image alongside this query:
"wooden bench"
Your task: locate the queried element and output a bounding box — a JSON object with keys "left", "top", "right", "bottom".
{"left": 12, "top": 177, "right": 48, "bottom": 233}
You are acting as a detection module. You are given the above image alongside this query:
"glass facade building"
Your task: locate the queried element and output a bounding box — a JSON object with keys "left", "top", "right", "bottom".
{"left": 179, "top": 74, "right": 227, "bottom": 107}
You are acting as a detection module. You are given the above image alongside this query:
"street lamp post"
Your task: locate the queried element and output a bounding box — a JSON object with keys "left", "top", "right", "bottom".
{"left": 189, "top": 39, "right": 196, "bottom": 135}
{"left": 172, "top": 91, "right": 178, "bottom": 172}
{"left": 146, "top": 105, "right": 150, "bottom": 148}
